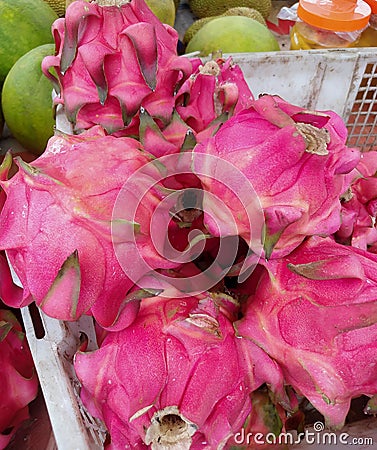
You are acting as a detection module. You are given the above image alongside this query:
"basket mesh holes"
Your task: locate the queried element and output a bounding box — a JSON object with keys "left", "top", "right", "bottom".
{"left": 347, "top": 63, "right": 377, "bottom": 151}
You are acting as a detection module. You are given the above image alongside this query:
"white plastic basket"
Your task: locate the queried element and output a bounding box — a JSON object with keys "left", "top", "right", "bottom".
{"left": 21, "top": 305, "right": 107, "bottom": 450}
{"left": 230, "top": 48, "right": 377, "bottom": 152}
{"left": 22, "top": 47, "right": 377, "bottom": 449}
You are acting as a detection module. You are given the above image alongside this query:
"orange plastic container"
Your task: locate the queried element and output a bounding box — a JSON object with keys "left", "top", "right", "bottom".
{"left": 290, "top": 0, "right": 372, "bottom": 49}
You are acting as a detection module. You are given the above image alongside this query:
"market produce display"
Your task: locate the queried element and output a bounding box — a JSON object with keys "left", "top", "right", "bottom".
{"left": 0, "top": 0, "right": 377, "bottom": 449}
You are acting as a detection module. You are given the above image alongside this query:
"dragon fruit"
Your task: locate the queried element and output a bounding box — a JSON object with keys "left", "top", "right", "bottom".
{"left": 42, "top": 0, "right": 195, "bottom": 136}
{"left": 336, "top": 150, "right": 377, "bottom": 251}
{"left": 0, "top": 252, "right": 23, "bottom": 308}
{"left": 236, "top": 236, "right": 377, "bottom": 428}
{"left": 0, "top": 126, "right": 177, "bottom": 329}
{"left": 42, "top": 0, "right": 254, "bottom": 156}
{"left": 0, "top": 309, "right": 38, "bottom": 449}
{"left": 193, "top": 94, "right": 360, "bottom": 259}
{"left": 175, "top": 58, "right": 253, "bottom": 135}
{"left": 74, "top": 292, "right": 260, "bottom": 449}
{"left": 138, "top": 57, "right": 254, "bottom": 157}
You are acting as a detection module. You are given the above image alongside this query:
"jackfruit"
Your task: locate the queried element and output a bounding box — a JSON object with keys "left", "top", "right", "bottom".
{"left": 185, "top": 16, "right": 279, "bottom": 56}
{"left": 183, "top": 7, "right": 266, "bottom": 45}
{"left": 44, "top": 0, "right": 65, "bottom": 16}
{"left": 188, "top": 0, "right": 272, "bottom": 19}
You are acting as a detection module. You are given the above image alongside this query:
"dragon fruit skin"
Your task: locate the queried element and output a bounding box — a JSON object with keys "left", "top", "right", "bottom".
{"left": 173, "top": 58, "right": 253, "bottom": 142}
{"left": 0, "top": 126, "right": 177, "bottom": 329}
{"left": 193, "top": 95, "right": 360, "bottom": 259}
{"left": 0, "top": 309, "right": 39, "bottom": 449}
{"left": 138, "top": 57, "right": 254, "bottom": 158}
{"left": 336, "top": 150, "right": 377, "bottom": 250}
{"left": 0, "top": 252, "right": 23, "bottom": 308}
{"left": 74, "top": 293, "right": 260, "bottom": 449}
{"left": 42, "top": 0, "right": 195, "bottom": 135}
{"left": 42, "top": 0, "right": 253, "bottom": 156}
{"left": 236, "top": 236, "right": 377, "bottom": 428}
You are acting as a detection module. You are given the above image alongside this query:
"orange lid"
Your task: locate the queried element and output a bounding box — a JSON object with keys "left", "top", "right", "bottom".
{"left": 297, "top": 0, "right": 371, "bottom": 32}
{"left": 363, "top": 0, "right": 377, "bottom": 14}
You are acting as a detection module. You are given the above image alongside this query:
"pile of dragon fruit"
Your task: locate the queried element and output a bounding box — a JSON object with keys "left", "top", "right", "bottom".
{"left": 1, "top": 0, "right": 377, "bottom": 448}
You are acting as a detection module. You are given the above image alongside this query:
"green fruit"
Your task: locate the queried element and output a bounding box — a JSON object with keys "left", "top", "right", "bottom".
{"left": 184, "top": 17, "right": 214, "bottom": 45}
{"left": 183, "top": 7, "right": 266, "bottom": 45}
{"left": 186, "top": 16, "right": 280, "bottom": 56}
{"left": 0, "top": 0, "right": 58, "bottom": 86}
{"left": 145, "top": 0, "right": 176, "bottom": 26}
{"left": 188, "top": 0, "right": 272, "bottom": 19}
{"left": 2, "top": 44, "right": 56, "bottom": 155}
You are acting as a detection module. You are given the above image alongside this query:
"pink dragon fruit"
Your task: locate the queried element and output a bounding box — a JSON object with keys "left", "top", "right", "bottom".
{"left": 74, "top": 292, "right": 261, "bottom": 449}
{"left": 236, "top": 236, "right": 377, "bottom": 428}
{"left": 42, "top": 0, "right": 254, "bottom": 156}
{"left": 192, "top": 95, "right": 360, "bottom": 259}
{"left": 175, "top": 57, "right": 253, "bottom": 134}
{"left": 0, "top": 252, "right": 23, "bottom": 308}
{"left": 0, "top": 126, "right": 177, "bottom": 329}
{"left": 139, "top": 57, "right": 254, "bottom": 157}
{"left": 0, "top": 308, "right": 38, "bottom": 449}
{"left": 336, "top": 150, "right": 377, "bottom": 251}
{"left": 42, "top": 0, "right": 195, "bottom": 136}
